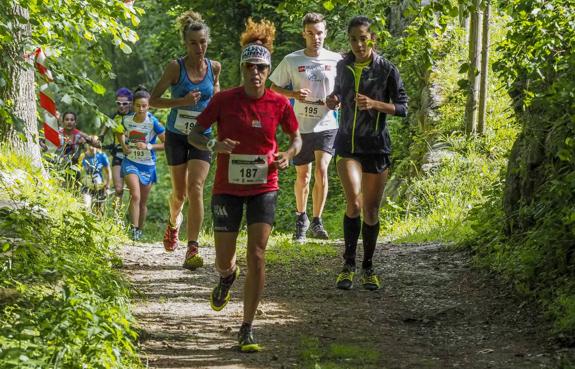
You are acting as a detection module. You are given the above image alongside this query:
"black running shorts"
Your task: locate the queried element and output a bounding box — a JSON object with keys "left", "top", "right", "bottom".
{"left": 165, "top": 130, "right": 211, "bottom": 166}
{"left": 337, "top": 152, "right": 391, "bottom": 174}
{"left": 211, "top": 191, "right": 278, "bottom": 232}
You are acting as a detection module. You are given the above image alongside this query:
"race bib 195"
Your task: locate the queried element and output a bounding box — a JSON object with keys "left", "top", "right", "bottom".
{"left": 294, "top": 100, "right": 328, "bottom": 120}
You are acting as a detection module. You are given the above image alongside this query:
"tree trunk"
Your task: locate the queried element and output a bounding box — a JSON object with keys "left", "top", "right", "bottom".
{"left": 464, "top": 0, "right": 482, "bottom": 136}
{"left": 0, "top": 5, "right": 43, "bottom": 168}
{"left": 477, "top": 0, "right": 491, "bottom": 136}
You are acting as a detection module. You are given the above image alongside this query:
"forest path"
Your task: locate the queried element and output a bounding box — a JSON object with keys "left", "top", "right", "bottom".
{"left": 120, "top": 241, "right": 572, "bottom": 369}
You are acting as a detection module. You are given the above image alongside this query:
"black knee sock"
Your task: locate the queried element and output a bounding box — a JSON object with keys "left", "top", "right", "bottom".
{"left": 362, "top": 222, "right": 380, "bottom": 270}
{"left": 343, "top": 215, "right": 361, "bottom": 267}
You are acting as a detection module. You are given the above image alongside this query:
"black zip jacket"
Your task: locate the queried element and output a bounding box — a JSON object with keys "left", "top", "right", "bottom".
{"left": 332, "top": 51, "right": 408, "bottom": 154}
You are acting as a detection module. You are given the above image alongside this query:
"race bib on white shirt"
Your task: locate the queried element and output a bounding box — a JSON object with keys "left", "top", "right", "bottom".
{"left": 127, "top": 143, "right": 152, "bottom": 163}
{"left": 174, "top": 109, "right": 200, "bottom": 134}
{"left": 294, "top": 100, "right": 329, "bottom": 120}
{"left": 228, "top": 154, "right": 268, "bottom": 185}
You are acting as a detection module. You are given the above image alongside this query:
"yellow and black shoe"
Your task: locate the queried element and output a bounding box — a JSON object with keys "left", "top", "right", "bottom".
{"left": 238, "top": 324, "right": 261, "bottom": 353}
{"left": 336, "top": 264, "right": 355, "bottom": 290}
{"left": 361, "top": 268, "right": 380, "bottom": 291}
{"left": 210, "top": 266, "right": 240, "bottom": 311}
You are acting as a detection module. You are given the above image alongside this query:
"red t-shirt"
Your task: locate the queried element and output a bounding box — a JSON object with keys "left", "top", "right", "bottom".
{"left": 197, "top": 87, "right": 299, "bottom": 196}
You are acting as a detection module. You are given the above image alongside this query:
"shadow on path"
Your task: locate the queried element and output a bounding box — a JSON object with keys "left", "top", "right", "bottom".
{"left": 120, "top": 242, "right": 572, "bottom": 369}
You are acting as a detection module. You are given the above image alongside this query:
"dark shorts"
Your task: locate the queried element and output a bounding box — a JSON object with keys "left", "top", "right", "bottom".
{"left": 293, "top": 129, "right": 337, "bottom": 166}
{"left": 111, "top": 156, "right": 123, "bottom": 167}
{"left": 337, "top": 152, "right": 391, "bottom": 174}
{"left": 165, "top": 130, "right": 211, "bottom": 166}
{"left": 211, "top": 191, "right": 278, "bottom": 232}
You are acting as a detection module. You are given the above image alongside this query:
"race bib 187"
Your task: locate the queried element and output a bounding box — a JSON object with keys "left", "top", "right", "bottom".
{"left": 228, "top": 154, "right": 268, "bottom": 185}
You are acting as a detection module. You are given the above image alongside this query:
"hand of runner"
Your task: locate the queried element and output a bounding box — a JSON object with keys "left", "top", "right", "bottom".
{"left": 325, "top": 94, "right": 340, "bottom": 110}
{"left": 135, "top": 142, "right": 148, "bottom": 150}
{"left": 183, "top": 90, "right": 202, "bottom": 106}
{"left": 356, "top": 93, "right": 375, "bottom": 110}
{"left": 295, "top": 88, "right": 312, "bottom": 102}
{"left": 273, "top": 152, "right": 291, "bottom": 170}
{"left": 214, "top": 138, "right": 239, "bottom": 154}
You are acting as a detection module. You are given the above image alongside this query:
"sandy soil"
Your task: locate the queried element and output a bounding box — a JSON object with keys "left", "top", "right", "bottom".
{"left": 120, "top": 241, "right": 574, "bottom": 369}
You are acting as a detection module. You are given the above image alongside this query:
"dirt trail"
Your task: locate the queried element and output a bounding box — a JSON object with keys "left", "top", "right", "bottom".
{"left": 120, "top": 242, "right": 573, "bottom": 369}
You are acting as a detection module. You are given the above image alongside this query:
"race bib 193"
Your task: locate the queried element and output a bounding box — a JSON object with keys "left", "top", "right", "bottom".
{"left": 174, "top": 109, "right": 200, "bottom": 134}
{"left": 228, "top": 154, "right": 268, "bottom": 185}
{"left": 127, "top": 143, "right": 152, "bottom": 162}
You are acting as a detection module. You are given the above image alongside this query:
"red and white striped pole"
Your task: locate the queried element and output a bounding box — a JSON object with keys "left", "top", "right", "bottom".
{"left": 34, "top": 47, "right": 61, "bottom": 148}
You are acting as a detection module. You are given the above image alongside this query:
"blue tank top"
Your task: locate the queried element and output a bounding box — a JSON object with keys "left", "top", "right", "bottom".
{"left": 166, "top": 58, "right": 214, "bottom": 136}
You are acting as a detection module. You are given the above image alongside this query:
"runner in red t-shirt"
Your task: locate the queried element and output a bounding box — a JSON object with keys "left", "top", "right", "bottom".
{"left": 189, "top": 18, "right": 301, "bottom": 353}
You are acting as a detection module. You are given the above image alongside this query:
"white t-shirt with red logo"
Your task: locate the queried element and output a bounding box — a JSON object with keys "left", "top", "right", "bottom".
{"left": 197, "top": 87, "right": 299, "bottom": 196}
{"left": 269, "top": 48, "right": 342, "bottom": 134}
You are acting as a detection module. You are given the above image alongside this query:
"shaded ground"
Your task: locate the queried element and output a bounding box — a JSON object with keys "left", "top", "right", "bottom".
{"left": 120, "top": 241, "right": 574, "bottom": 369}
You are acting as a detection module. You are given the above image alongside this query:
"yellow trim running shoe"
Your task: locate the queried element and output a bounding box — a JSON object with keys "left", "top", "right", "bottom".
{"left": 210, "top": 266, "right": 240, "bottom": 311}
{"left": 183, "top": 241, "right": 204, "bottom": 270}
{"left": 238, "top": 324, "right": 261, "bottom": 353}
{"left": 336, "top": 264, "right": 355, "bottom": 290}
{"left": 361, "top": 268, "right": 380, "bottom": 291}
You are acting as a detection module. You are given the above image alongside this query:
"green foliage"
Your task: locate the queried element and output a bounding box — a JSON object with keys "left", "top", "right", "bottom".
{"left": 463, "top": 0, "right": 575, "bottom": 338}
{"left": 381, "top": 9, "right": 518, "bottom": 243}
{"left": 0, "top": 0, "right": 141, "bottom": 135}
{"left": 0, "top": 148, "right": 141, "bottom": 368}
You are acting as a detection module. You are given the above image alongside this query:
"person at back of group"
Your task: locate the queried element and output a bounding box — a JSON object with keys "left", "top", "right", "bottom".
{"left": 269, "top": 12, "right": 342, "bottom": 243}
{"left": 57, "top": 111, "right": 100, "bottom": 164}
{"left": 81, "top": 137, "right": 111, "bottom": 213}
{"left": 150, "top": 10, "right": 221, "bottom": 270}
{"left": 56, "top": 111, "right": 100, "bottom": 187}
{"left": 100, "top": 87, "right": 133, "bottom": 208}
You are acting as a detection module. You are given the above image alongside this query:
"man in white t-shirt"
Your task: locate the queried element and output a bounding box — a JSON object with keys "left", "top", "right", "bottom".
{"left": 270, "top": 12, "right": 342, "bottom": 243}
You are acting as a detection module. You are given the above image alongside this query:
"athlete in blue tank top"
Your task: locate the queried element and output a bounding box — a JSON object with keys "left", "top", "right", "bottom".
{"left": 150, "top": 10, "right": 221, "bottom": 270}
{"left": 165, "top": 57, "right": 214, "bottom": 136}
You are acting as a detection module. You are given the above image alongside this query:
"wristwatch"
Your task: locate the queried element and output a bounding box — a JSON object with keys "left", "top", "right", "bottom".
{"left": 146, "top": 143, "right": 152, "bottom": 150}
{"left": 206, "top": 138, "right": 217, "bottom": 152}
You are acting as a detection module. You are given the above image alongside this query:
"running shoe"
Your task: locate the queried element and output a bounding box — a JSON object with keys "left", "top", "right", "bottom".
{"left": 210, "top": 266, "right": 240, "bottom": 311}
{"left": 336, "top": 264, "right": 355, "bottom": 290}
{"left": 238, "top": 324, "right": 261, "bottom": 353}
{"left": 182, "top": 241, "right": 204, "bottom": 270}
{"left": 361, "top": 268, "right": 380, "bottom": 291}
{"left": 163, "top": 213, "right": 183, "bottom": 252}
{"left": 293, "top": 212, "right": 310, "bottom": 243}
{"left": 309, "top": 218, "right": 329, "bottom": 239}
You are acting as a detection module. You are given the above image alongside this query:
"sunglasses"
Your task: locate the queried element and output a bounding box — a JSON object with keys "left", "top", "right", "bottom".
{"left": 116, "top": 101, "right": 131, "bottom": 107}
{"left": 244, "top": 63, "right": 269, "bottom": 72}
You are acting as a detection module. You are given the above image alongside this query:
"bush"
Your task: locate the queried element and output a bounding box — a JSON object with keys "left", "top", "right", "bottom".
{"left": 0, "top": 149, "right": 142, "bottom": 368}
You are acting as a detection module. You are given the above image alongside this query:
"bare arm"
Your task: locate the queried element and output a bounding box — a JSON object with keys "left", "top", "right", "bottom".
{"left": 188, "top": 125, "right": 238, "bottom": 153}
{"left": 103, "top": 165, "right": 111, "bottom": 189}
{"left": 115, "top": 132, "right": 129, "bottom": 155}
{"left": 150, "top": 60, "right": 201, "bottom": 109}
{"left": 274, "top": 129, "right": 302, "bottom": 170}
{"left": 270, "top": 83, "right": 312, "bottom": 102}
{"left": 211, "top": 60, "right": 221, "bottom": 94}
